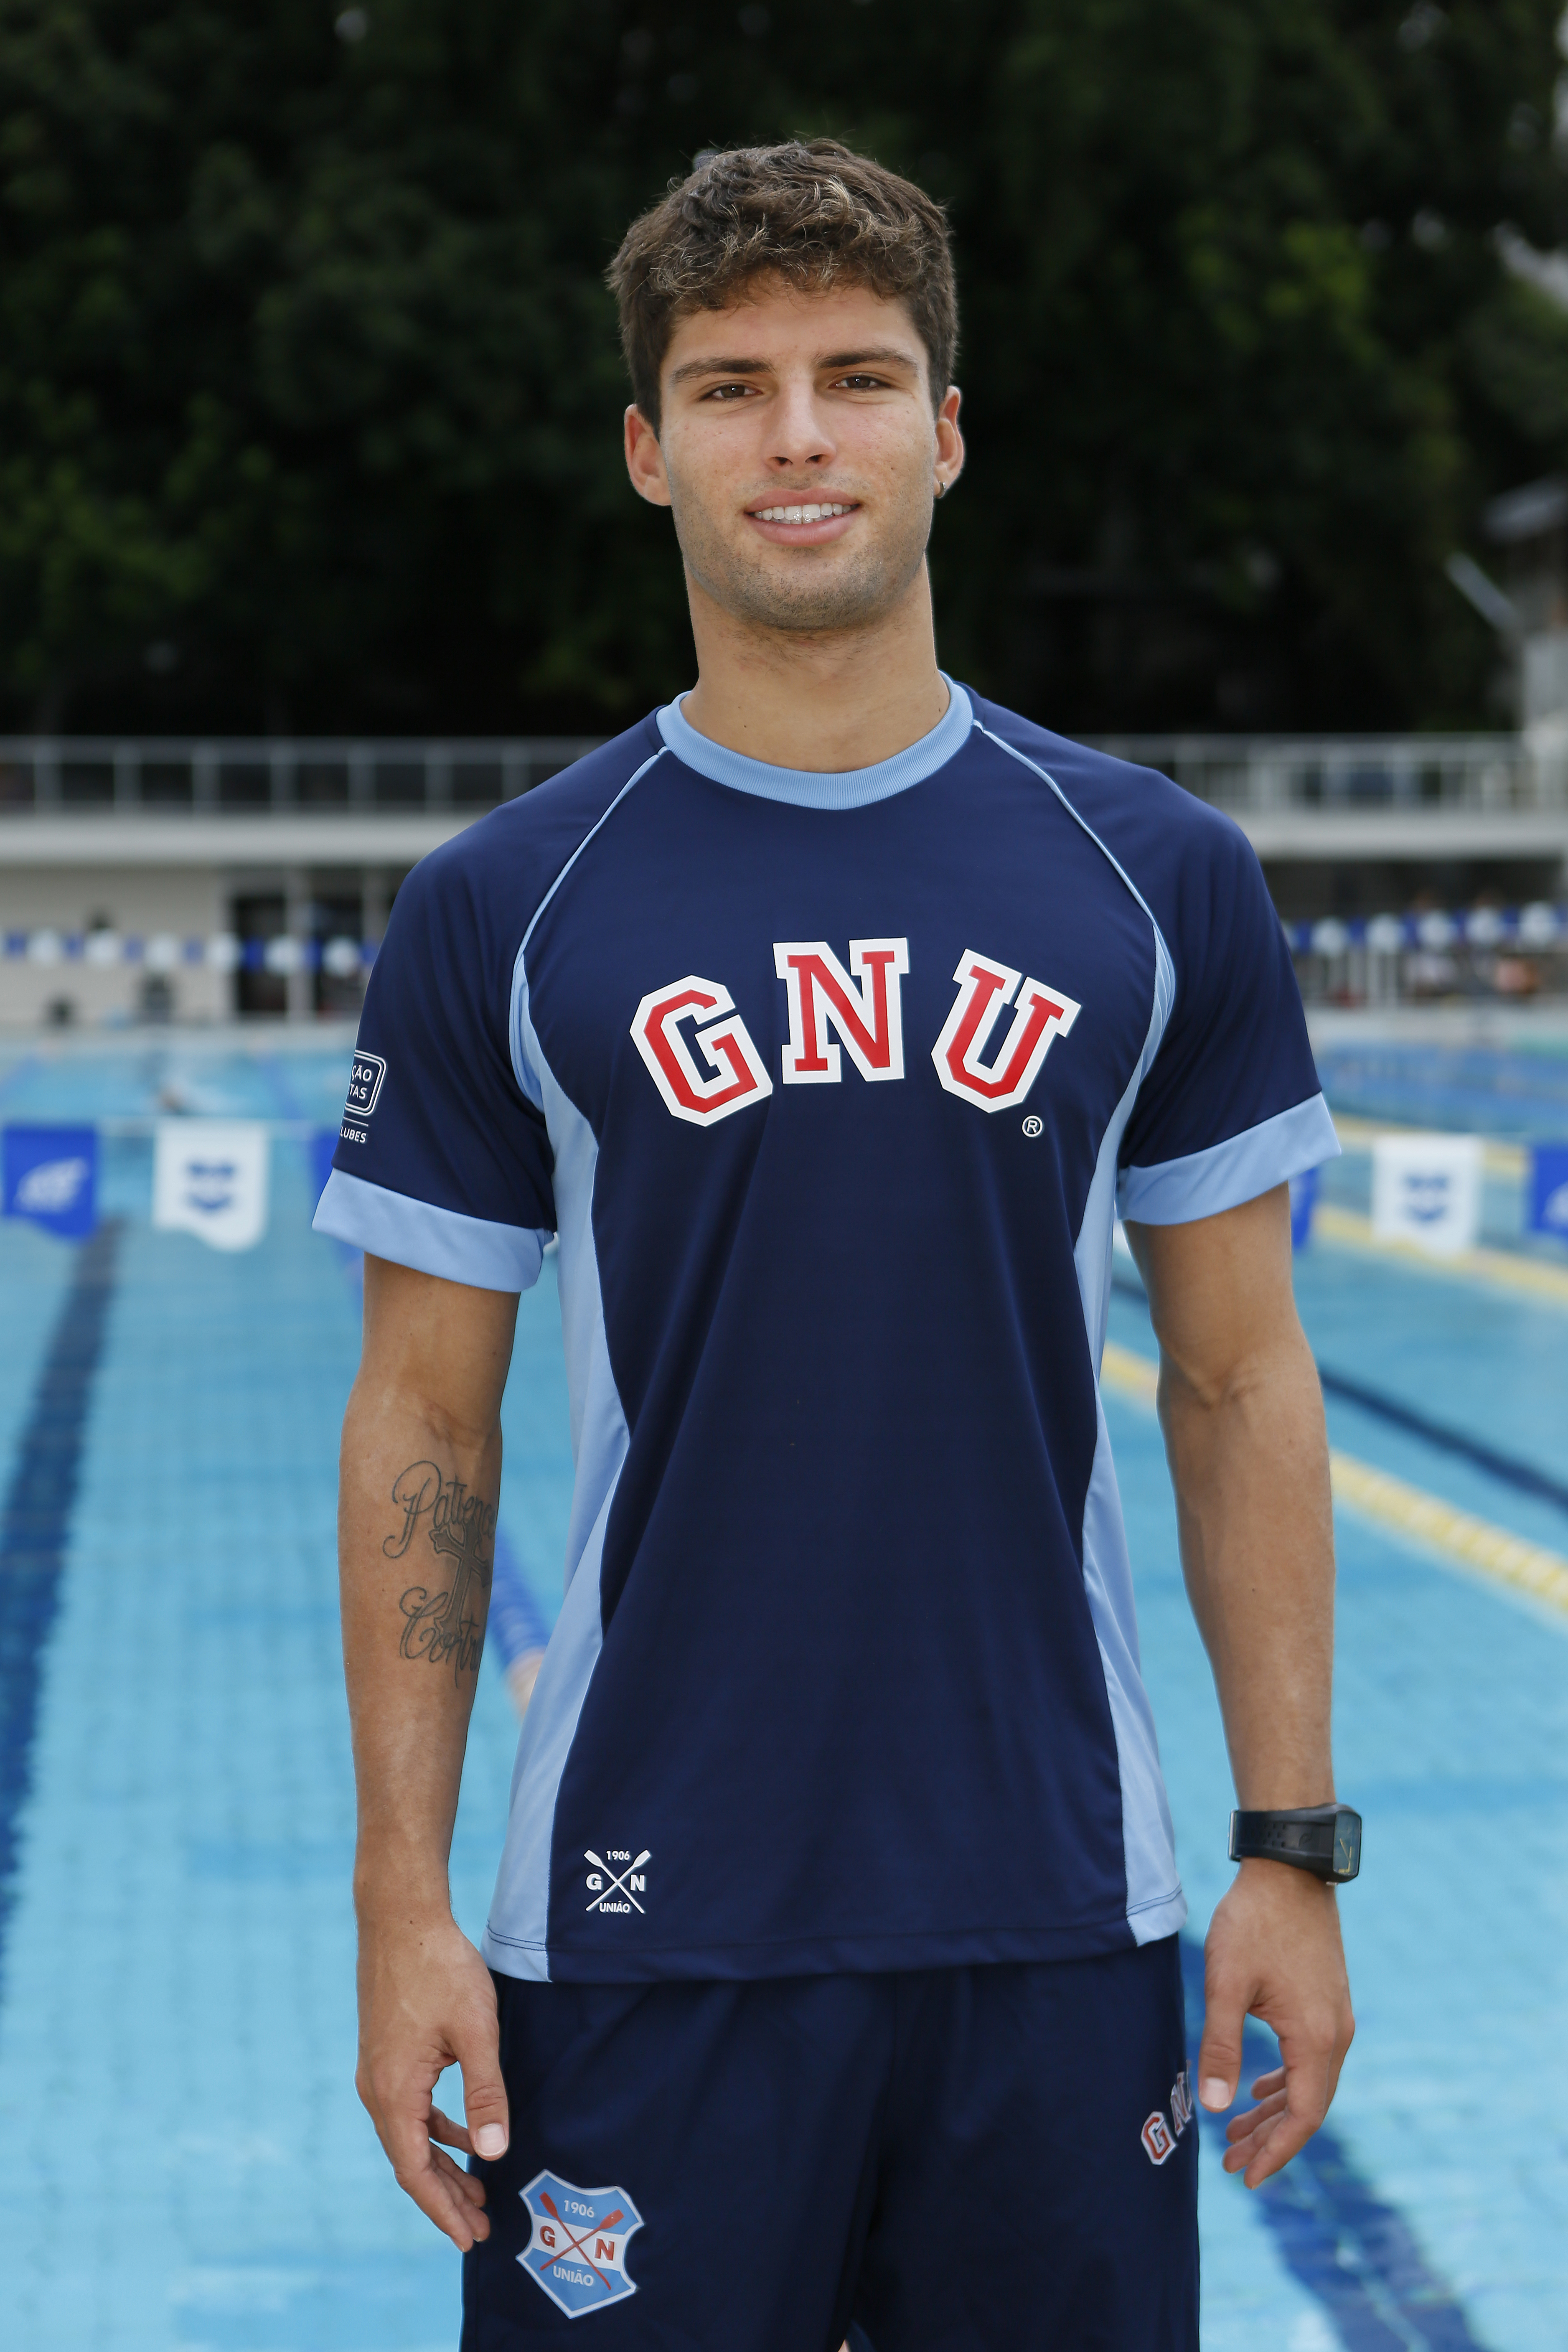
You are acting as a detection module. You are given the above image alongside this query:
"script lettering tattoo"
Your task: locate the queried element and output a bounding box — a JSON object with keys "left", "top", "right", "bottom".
{"left": 384, "top": 1460, "right": 496, "bottom": 1684}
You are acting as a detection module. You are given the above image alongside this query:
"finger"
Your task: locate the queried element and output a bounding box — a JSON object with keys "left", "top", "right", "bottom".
{"left": 1222, "top": 2103, "right": 1289, "bottom": 2164}
{"left": 425, "top": 2116, "right": 488, "bottom": 2207}
{"left": 1225, "top": 2088, "right": 1287, "bottom": 2143}
{"left": 380, "top": 2106, "right": 494, "bottom": 2250}
{"left": 1235, "top": 2085, "right": 1329, "bottom": 2188}
{"left": 399, "top": 2151, "right": 493, "bottom": 2247}
{"left": 1240, "top": 2114, "right": 1314, "bottom": 2187}
{"left": 1249, "top": 2066, "right": 1286, "bottom": 2100}
{"left": 1242, "top": 2009, "right": 1347, "bottom": 2185}
{"left": 1198, "top": 1960, "right": 1249, "bottom": 2113}
{"left": 429, "top": 2103, "right": 475, "bottom": 2156}
{"left": 1221, "top": 2082, "right": 1288, "bottom": 2147}
{"left": 451, "top": 2003, "right": 510, "bottom": 2164}
{"left": 429, "top": 2144, "right": 489, "bottom": 2207}
{"left": 1222, "top": 2122, "right": 1282, "bottom": 2176}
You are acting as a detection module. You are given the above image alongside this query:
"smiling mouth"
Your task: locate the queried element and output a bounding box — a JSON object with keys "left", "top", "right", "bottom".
{"left": 747, "top": 501, "right": 859, "bottom": 526}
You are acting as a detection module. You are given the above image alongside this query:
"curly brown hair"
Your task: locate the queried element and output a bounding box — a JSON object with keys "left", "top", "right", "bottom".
{"left": 607, "top": 139, "right": 958, "bottom": 431}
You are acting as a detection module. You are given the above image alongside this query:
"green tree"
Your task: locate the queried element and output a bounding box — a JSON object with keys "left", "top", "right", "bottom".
{"left": 0, "top": 0, "right": 1563, "bottom": 734}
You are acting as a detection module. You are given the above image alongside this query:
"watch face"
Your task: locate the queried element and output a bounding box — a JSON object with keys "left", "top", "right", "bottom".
{"left": 1333, "top": 1810, "right": 1362, "bottom": 1881}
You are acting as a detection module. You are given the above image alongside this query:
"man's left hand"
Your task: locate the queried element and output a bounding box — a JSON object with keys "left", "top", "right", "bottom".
{"left": 1197, "top": 1858, "right": 1355, "bottom": 2188}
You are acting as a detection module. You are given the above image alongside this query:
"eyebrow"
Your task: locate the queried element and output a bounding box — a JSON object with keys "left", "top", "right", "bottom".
{"left": 817, "top": 348, "right": 921, "bottom": 372}
{"left": 666, "top": 345, "right": 922, "bottom": 389}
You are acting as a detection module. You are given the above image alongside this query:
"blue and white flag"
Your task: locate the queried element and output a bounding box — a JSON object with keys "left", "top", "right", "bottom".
{"left": 152, "top": 1119, "right": 269, "bottom": 1252}
{"left": 1529, "top": 1143, "right": 1568, "bottom": 1242}
{"left": 1288, "top": 1162, "right": 1320, "bottom": 1251}
{"left": 1371, "top": 1132, "right": 1482, "bottom": 1258}
{"left": 2, "top": 1124, "right": 98, "bottom": 1239}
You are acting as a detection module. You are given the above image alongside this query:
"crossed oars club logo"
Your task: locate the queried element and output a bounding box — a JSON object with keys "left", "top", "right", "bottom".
{"left": 585, "top": 1848, "right": 650, "bottom": 1914}
{"left": 519, "top": 2170, "right": 644, "bottom": 2317}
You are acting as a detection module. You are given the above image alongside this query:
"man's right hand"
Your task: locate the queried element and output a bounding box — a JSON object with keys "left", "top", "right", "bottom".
{"left": 355, "top": 1910, "right": 512, "bottom": 2252}
{"left": 340, "top": 1261, "right": 521, "bottom": 2251}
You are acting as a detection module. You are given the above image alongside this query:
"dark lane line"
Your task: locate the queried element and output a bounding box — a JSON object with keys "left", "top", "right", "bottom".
{"left": 0, "top": 1220, "right": 122, "bottom": 1977}
{"left": 1314, "top": 1364, "right": 1568, "bottom": 1515}
{"left": 1179, "top": 1940, "right": 1494, "bottom": 2351}
{"left": 1113, "top": 1263, "right": 1498, "bottom": 2338}
{"left": 1109, "top": 1271, "right": 1568, "bottom": 1518}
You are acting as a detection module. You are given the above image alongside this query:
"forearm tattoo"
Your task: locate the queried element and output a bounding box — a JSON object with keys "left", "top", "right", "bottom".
{"left": 383, "top": 1460, "right": 496, "bottom": 1683}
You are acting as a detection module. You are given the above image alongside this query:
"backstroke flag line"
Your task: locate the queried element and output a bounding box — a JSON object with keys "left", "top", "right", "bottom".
{"left": 152, "top": 1119, "right": 269, "bottom": 1252}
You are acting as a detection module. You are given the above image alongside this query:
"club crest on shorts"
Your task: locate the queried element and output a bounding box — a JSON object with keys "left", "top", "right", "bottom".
{"left": 518, "top": 2169, "right": 643, "bottom": 2319}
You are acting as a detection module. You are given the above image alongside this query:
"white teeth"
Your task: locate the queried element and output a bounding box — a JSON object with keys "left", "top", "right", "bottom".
{"left": 754, "top": 503, "right": 850, "bottom": 523}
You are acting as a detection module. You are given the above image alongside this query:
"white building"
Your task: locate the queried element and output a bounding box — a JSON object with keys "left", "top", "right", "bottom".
{"left": 0, "top": 738, "right": 591, "bottom": 1027}
{"left": 1, "top": 729, "right": 1564, "bottom": 1027}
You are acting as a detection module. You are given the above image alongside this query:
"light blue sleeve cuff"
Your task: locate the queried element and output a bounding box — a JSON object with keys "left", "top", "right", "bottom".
{"left": 313, "top": 1167, "right": 549, "bottom": 1292}
{"left": 1117, "top": 1093, "right": 1340, "bottom": 1225}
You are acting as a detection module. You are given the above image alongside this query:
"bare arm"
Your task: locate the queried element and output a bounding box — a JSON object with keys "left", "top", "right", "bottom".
{"left": 1125, "top": 1185, "right": 1354, "bottom": 2188}
{"left": 341, "top": 1253, "right": 521, "bottom": 2250}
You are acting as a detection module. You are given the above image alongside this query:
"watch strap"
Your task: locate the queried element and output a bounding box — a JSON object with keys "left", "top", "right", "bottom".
{"left": 1228, "top": 1803, "right": 1361, "bottom": 1883}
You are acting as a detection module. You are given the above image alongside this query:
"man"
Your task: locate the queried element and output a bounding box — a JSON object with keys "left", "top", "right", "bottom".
{"left": 317, "top": 140, "right": 1355, "bottom": 2351}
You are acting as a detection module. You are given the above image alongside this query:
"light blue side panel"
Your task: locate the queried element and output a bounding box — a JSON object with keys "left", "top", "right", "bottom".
{"left": 481, "top": 1478, "right": 616, "bottom": 1978}
{"left": 1073, "top": 931, "right": 1185, "bottom": 1938}
{"left": 312, "top": 1166, "right": 548, "bottom": 1292}
{"left": 1079, "top": 1398, "right": 1186, "bottom": 1940}
{"left": 481, "top": 966, "right": 631, "bottom": 1978}
{"left": 1119, "top": 1092, "right": 1341, "bottom": 1225}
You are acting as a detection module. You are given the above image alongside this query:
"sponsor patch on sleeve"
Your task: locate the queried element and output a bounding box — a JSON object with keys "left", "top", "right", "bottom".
{"left": 345, "top": 1050, "right": 387, "bottom": 1119}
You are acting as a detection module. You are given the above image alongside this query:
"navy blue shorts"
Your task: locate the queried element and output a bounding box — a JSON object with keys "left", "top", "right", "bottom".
{"left": 462, "top": 1936, "right": 1198, "bottom": 2350}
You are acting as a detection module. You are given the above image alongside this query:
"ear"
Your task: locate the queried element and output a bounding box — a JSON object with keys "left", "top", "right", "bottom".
{"left": 934, "top": 385, "right": 965, "bottom": 499}
{"left": 625, "top": 407, "right": 672, "bottom": 508}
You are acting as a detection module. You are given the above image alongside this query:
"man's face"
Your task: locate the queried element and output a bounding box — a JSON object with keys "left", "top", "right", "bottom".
{"left": 625, "top": 277, "right": 963, "bottom": 638}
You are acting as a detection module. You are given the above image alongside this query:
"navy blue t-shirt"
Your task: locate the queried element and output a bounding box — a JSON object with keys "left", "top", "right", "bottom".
{"left": 316, "top": 682, "right": 1337, "bottom": 1983}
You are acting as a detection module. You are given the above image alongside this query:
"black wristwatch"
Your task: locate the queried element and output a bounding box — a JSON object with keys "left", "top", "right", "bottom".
{"left": 1229, "top": 1804, "right": 1361, "bottom": 1884}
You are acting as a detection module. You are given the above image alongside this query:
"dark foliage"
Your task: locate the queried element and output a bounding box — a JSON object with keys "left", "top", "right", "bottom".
{"left": 1, "top": 0, "right": 1565, "bottom": 734}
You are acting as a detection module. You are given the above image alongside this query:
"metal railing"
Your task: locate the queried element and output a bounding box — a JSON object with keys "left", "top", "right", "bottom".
{"left": 3, "top": 730, "right": 1568, "bottom": 818}
{"left": 1092, "top": 733, "right": 1568, "bottom": 812}
{"left": 0, "top": 736, "right": 602, "bottom": 814}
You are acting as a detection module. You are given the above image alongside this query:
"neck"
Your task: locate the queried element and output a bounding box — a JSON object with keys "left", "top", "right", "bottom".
{"left": 679, "top": 563, "right": 949, "bottom": 773}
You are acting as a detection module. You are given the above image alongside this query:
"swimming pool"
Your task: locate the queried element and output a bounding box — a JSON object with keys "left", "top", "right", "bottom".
{"left": 0, "top": 1032, "right": 1561, "bottom": 2349}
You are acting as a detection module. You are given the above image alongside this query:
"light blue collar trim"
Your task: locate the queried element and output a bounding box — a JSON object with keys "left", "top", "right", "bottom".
{"left": 656, "top": 676, "right": 972, "bottom": 809}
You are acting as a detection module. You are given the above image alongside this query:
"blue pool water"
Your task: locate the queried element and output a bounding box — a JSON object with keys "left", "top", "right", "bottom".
{"left": 0, "top": 1036, "right": 1563, "bottom": 2349}
{"left": 1313, "top": 1037, "right": 1568, "bottom": 1142}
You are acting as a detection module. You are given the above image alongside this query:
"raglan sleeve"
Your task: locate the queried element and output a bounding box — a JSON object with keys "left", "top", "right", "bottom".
{"left": 1116, "top": 812, "right": 1339, "bottom": 1224}
{"left": 311, "top": 841, "right": 556, "bottom": 1291}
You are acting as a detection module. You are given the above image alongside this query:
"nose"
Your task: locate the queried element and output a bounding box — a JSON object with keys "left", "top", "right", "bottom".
{"left": 766, "top": 376, "right": 836, "bottom": 471}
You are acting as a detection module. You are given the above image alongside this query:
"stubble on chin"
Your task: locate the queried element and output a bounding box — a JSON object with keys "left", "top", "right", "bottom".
{"left": 668, "top": 478, "right": 934, "bottom": 637}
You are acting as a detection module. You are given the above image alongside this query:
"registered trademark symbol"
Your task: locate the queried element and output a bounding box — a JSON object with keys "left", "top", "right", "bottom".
{"left": 1022, "top": 1114, "right": 1043, "bottom": 1138}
